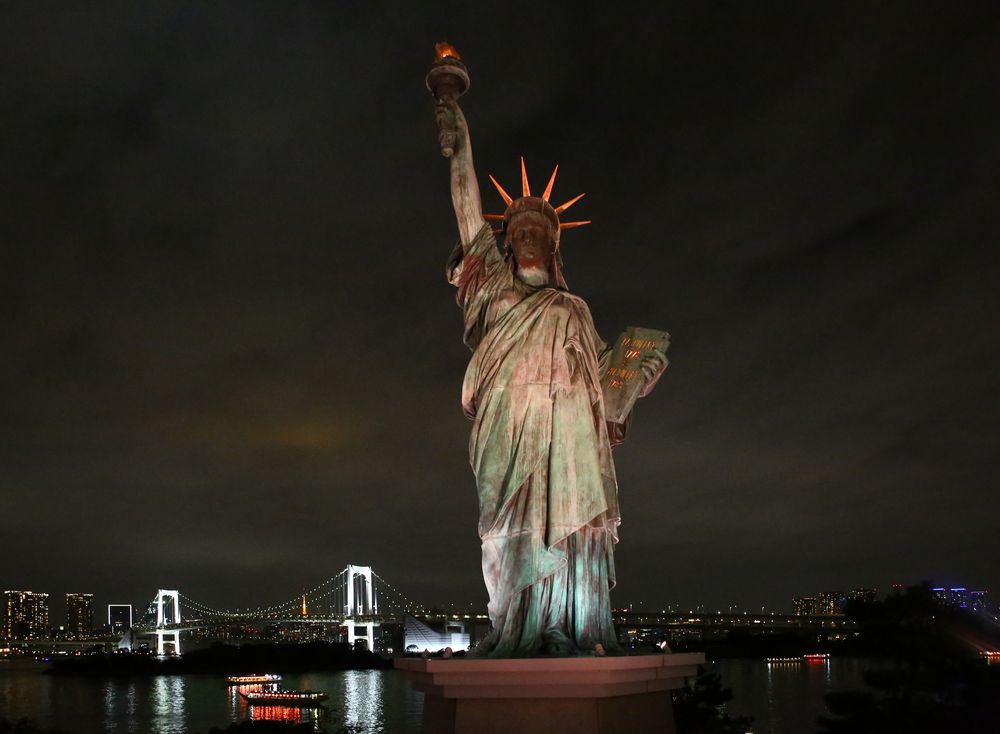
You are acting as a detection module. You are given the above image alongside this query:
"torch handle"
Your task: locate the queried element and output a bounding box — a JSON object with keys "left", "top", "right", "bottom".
{"left": 426, "top": 52, "right": 469, "bottom": 158}
{"left": 435, "top": 98, "right": 458, "bottom": 158}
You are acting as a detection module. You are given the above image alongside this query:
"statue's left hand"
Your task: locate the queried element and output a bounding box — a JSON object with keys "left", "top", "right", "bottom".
{"left": 639, "top": 351, "right": 668, "bottom": 397}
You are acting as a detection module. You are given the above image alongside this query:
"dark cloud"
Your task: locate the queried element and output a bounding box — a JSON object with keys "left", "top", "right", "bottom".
{"left": 2, "top": 1, "right": 998, "bottom": 618}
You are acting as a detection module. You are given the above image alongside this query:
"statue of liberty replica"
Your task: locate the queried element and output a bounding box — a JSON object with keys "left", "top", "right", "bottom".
{"left": 429, "top": 45, "right": 668, "bottom": 658}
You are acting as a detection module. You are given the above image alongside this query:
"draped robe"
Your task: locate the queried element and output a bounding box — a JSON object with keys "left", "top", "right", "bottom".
{"left": 447, "top": 225, "right": 627, "bottom": 657}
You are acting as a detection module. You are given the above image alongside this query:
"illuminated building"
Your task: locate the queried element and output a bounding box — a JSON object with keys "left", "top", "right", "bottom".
{"left": 793, "top": 588, "right": 877, "bottom": 616}
{"left": 65, "top": 593, "right": 94, "bottom": 638}
{"left": 792, "top": 594, "right": 843, "bottom": 616}
{"left": 932, "top": 586, "right": 990, "bottom": 612}
{"left": 108, "top": 604, "right": 133, "bottom": 635}
{"left": 403, "top": 615, "right": 470, "bottom": 653}
{"left": 847, "top": 588, "right": 878, "bottom": 605}
{"left": 814, "top": 591, "right": 847, "bottom": 615}
{"left": 2, "top": 590, "right": 50, "bottom": 640}
{"left": 792, "top": 596, "right": 815, "bottom": 616}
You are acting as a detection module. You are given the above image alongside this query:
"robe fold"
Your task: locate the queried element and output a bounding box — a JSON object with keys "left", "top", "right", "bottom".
{"left": 447, "top": 225, "right": 626, "bottom": 657}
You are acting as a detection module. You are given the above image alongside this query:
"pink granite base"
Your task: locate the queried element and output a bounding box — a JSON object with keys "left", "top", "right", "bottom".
{"left": 396, "top": 653, "right": 704, "bottom": 734}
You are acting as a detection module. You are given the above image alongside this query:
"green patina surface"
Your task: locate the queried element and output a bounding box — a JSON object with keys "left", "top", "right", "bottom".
{"left": 447, "top": 225, "right": 629, "bottom": 658}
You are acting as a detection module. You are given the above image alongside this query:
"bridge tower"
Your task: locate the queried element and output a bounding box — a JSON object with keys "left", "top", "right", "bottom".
{"left": 344, "top": 565, "right": 377, "bottom": 651}
{"left": 154, "top": 589, "right": 182, "bottom": 656}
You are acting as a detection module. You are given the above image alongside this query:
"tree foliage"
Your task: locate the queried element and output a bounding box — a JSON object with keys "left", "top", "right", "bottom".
{"left": 672, "top": 666, "right": 753, "bottom": 734}
{"left": 818, "top": 583, "right": 1000, "bottom": 733}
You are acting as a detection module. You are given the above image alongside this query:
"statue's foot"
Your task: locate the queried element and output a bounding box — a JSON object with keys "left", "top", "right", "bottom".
{"left": 541, "top": 629, "right": 579, "bottom": 657}
{"left": 595, "top": 642, "right": 627, "bottom": 656}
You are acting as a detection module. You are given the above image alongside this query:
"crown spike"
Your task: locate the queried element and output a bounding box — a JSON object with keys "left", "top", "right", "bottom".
{"left": 520, "top": 156, "right": 531, "bottom": 197}
{"left": 542, "top": 165, "right": 558, "bottom": 201}
{"left": 554, "top": 192, "right": 586, "bottom": 215}
{"left": 483, "top": 213, "right": 505, "bottom": 221}
{"left": 488, "top": 174, "right": 513, "bottom": 206}
{"left": 559, "top": 220, "right": 592, "bottom": 230}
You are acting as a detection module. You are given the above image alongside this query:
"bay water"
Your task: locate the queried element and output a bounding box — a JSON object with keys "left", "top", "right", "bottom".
{"left": 0, "top": 657, "right": 871, "bottom": 733}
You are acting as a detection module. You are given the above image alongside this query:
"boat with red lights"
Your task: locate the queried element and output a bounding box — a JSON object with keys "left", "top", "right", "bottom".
{"left": 227, "top": 674, "right": 282, "bottom": 685}
{"left": 803, "top": 653, "right": 830, "bottom": 660}
{"left": 241, "top": 690, "right": 328, "bottom": 706}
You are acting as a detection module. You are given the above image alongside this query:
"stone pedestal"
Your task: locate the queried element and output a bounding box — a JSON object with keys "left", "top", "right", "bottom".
{"left": 396, "top": 652, "right": 705, "bottom": 734}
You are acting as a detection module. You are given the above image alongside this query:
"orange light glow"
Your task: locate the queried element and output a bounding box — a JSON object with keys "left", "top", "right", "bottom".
{"left": 435, "top": 42, "right": 461, "bottom": 61}
{"left": 250, "top": 705, "right": 304, "bottom": 723}
{"left": 227, "top": 674, "right": 281, "bottom": 684}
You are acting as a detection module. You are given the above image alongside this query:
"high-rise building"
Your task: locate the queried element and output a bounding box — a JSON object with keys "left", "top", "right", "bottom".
{"left": 108, "top": 604, "right": 133, "bottom": 635}
{"left": 932, "top": 586, "right": 990, "bottom": 612}
{"left": 793, "top": 588, "right": 877, "bottom": 616}
{"left": 2, "top": 591, "right": 50, "bottom": 640}
{"left": 813, "top": 591, "right": 847, "bottom": 615}
{"left": 792, "top": 596, "right": 815, "bottom": 616}
{"left": 65, "top": 593, "right": 94, "bottom": 638}
{"left": 847, "top": 588, "right": 878, "bottom": 605}
{"left": 794, "top": 592, "right": 845, "bottom": 615}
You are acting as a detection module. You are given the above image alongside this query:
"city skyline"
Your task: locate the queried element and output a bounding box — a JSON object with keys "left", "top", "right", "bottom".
{"left": 2, "top": 4, "right": 998, "bottom": 612}
{"left": 2, "top": 574, "right": 989, "bottom": 630}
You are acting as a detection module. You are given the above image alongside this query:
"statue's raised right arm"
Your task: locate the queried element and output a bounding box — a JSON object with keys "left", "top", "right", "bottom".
{"left": 442, "top": 100, "right": 487, "bottom": 248}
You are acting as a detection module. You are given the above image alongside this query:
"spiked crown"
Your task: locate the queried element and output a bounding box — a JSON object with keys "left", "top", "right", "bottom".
{"left": 483, "top": 157, "right": 591, "bottom": 249}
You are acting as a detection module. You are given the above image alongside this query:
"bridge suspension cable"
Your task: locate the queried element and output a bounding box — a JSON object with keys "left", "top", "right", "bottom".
{"left": 161, "top": 567, "right": 429, "bottom": 622}
{"left": 372, "top": 571, "right": 427, "bottom": 615}
{"left": 177, "top": 568, "right": 351, "bottom": 619}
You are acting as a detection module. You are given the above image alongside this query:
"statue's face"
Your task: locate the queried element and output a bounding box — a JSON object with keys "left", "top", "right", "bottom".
{"left": 508, "top": 213, "right": 555, "bottom": 270}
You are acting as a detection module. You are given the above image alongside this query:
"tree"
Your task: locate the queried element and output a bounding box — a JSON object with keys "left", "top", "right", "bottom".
{"left": 672, "top": 667, "right": 753, "bottom": 734}
{"left": 818, "top": 583, "right": 1000, "bottom": 733}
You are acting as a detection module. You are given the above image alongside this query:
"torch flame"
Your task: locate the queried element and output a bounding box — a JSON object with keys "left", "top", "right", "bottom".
{"left": 435, "top": 42, "right": 461, "bottom": 61}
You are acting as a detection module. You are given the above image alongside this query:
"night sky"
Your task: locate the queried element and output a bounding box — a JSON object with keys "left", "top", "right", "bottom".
{"left": 2, "top": 2, "right": 998, "bottom": 619}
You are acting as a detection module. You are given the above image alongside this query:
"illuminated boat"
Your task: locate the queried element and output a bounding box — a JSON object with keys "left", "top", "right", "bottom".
{"left": 227, "top": 674, "right": 282, "bottom": 684}
{"left": 242, "top": 690, "right": 328, "bottom": 706}
{"left": 803, "top": 653, "right": 830, "bottom": 660}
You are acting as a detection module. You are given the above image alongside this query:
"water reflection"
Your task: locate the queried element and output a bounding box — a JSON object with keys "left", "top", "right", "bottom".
{"left": 126, "top": 682, "right": 138, "bottom": 733}
{"left": 343, "top": 670, "right": 384, "bottom": 728}
{"left": 716, "top": 658, "right": 872, "bottom": 734}
{"left": 230, "top": 678, "right": 326, "bottom": 731}
{"left": 229, "top": 682, "right": 277, "bottom": 719}
{"left": 249, "top": 705, "right": 324, "bottom": 730}
{"left": 151, "top": 677, "right": 186, "bottom": 734}
{"left": 102, "top": 680, "right": 138, "bottom": 733}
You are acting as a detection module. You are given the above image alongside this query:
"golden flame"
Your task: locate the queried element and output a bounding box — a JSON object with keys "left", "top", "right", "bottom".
{"left": 435, "top": 42, "right": 461, "bottom": 61}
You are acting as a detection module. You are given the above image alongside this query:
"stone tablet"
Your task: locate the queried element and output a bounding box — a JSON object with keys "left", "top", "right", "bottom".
{"left": 601, "top": 327, "right": 670, "bottom": 424}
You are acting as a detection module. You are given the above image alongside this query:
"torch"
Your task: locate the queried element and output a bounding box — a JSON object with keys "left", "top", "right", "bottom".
{"left": 425, "top": 42, "right": 470, "bottom": 158}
